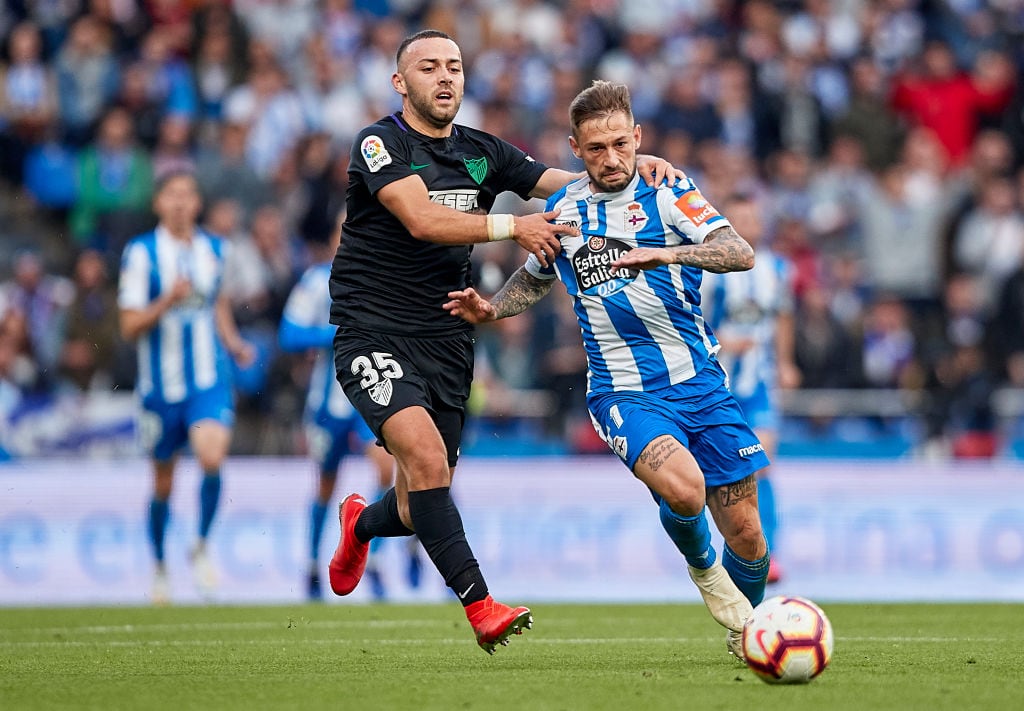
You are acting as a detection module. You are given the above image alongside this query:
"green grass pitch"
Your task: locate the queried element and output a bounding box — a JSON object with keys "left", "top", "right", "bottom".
{"left": 3, "top": 603, "right": 1022, "bottom": 710}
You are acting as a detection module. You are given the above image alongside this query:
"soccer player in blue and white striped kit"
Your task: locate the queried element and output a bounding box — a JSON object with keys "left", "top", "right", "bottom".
{"left": 119, "top": 171, "right": 254, "bottom": 604}
{"left": 279, "top": 223, "right": 414, "bottom": 601}
{"left": 446, "top": 80, "right": 771, "bottom": 660}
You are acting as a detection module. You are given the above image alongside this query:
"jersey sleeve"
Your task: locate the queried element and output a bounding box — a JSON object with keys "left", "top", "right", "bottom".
{"left": 350, "top": 122, "right": 413, "bottom": 196}
{"left": 280, "top": 269, "right": 335, "bottom": 350}
{"left": 660, "top": 178, "right": 731, "bottom": 244}
{"left": 522, "top": 253, "right": 558, "bottom": 281}
{"left": 117, "top": 240, "right": 151, "bottom": 311}
{"left": 489, "top": 135, "right": 549, "bottom": 200}
{"left": 282, "top": 270, "right": 324, "bottom": 328}
{"left": 775, "top": 254, "right": 796, "bottom": 315}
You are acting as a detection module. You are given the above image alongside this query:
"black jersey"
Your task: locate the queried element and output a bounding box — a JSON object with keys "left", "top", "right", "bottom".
{"left": 329, "top": 112, "right": 549, "bottom": 336}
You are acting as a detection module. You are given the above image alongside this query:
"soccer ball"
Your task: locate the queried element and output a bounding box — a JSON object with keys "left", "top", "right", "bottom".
{"left": 741, "top": 595, "right": 833, "bottom": 684}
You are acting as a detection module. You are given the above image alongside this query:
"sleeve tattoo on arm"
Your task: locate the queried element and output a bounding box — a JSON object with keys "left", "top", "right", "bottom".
{"left": 493, "top": 267, "right": 554, "bottom": 320}
{"left": 671, "top": 226, "right": 754, "bottom": 273}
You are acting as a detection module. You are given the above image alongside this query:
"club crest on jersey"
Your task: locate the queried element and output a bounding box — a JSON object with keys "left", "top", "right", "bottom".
{"left": 623, "top": 202, "right": 648, "bottom": 232}
{"left": 571, "top": 235, "right": 638, "bottom": 297}
{"left": 463, "top": 156, "right": 488, "bottom": 185}
{"left": 361, "top": 135, "right": 392, "bottom": 172}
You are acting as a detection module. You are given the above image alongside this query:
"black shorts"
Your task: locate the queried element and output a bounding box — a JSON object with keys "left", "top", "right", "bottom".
{"left": 333, "top": 327, "right": 474, "bottom": 468}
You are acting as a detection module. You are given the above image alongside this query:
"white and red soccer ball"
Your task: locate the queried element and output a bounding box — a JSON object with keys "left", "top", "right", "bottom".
{"left": 742, "top": 595, "right": 834, "bottom": 684}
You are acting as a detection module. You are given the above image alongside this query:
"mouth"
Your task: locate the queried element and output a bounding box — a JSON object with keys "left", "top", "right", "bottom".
{"left": 436, "top": 90, "right": 454, "bottom": 102}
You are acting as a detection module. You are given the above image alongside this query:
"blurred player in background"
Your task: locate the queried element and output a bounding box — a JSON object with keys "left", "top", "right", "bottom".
{"left": 118, "top": 171, "right": 254, "bottom": 604}
{"left": 326, "top": 30, "right": 682, "bottom": 653}
{"left": 279, "top": 216, "right": 420, "bottom": 601}
{"left": 700, "top": 194, "right": 799, "bottom": 584}
{"left": 446, "top": 80, "right": 770, "bottom": 660}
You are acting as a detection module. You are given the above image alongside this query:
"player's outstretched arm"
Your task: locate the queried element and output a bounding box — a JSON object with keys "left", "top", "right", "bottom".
{"left": 445, "top": 267, "right": 554, "bottom": 323}
{"left": 377, "top": 175, "right": 574, "bottom": 266}
{"left": 610, "top": 225, "right": 754, "bottom": 274}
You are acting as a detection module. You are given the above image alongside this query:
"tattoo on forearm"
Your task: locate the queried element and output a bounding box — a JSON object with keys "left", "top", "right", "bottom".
{"left": 670, "top": 226, "right": 753, "bottom": 273}
{"left": 638, "top": 436, "right": 680, "bottom": 472}
{"left": 493, "top": 267, "right": 553, "bottom": 319}
{"left": 710, "top": 474, "right": 757, "bottom": 507}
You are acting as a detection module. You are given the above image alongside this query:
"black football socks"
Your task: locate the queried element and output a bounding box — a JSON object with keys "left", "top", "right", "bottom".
{"left": 407, "top": 487, "right": 488, "bottom": 606}
{"left": 354, "top": 487, "right": 414, "bottom": 541}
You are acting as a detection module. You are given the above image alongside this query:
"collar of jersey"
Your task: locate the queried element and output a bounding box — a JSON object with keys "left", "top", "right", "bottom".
{"left": 572, "top": 172, "right": 641, "bottom": 203}
{"left": 156, "top": 224, "right": 201, "bottom": 244}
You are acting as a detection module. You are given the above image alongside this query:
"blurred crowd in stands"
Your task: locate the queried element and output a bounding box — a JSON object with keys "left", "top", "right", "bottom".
{"left": 2, "top": 0, "right": 1024, "bottom": 458}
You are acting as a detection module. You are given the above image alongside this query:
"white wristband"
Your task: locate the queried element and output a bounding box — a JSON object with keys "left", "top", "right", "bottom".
{"left": 487, "top": 213, "right": 515, "bottom": 242}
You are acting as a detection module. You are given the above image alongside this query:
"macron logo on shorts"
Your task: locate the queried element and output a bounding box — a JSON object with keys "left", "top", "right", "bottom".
{"left": 738, "top": 443, "right": 765, "bottom": 457}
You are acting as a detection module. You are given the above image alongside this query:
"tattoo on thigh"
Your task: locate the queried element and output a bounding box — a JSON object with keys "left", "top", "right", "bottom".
{"left": 638, "top": 436, "right": 680, "bottom": 471}
{"left": 711, "top": 474, "right": 756, "bottom": 507}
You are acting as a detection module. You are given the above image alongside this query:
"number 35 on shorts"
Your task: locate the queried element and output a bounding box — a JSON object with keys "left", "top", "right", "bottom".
{"left": 350, "top": 351, "right": 405, "bottom": 406}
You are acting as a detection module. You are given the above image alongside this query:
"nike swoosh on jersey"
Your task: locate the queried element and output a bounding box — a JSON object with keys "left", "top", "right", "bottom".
{"left": 410, "top": 162, "right": 431, "bottom": 170}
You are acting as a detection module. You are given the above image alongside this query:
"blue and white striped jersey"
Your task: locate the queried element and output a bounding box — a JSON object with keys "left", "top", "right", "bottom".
{"left": 279, "top": 262, "right": 357, "bottom": 422}
{"left": 118, "top": 226, "right": 231, "bottom": 403}
{"left": 525, "top": 173, "right": 731, "bottom": 394}
{"left": 701, "top": 248, "right": 793, "bottom": 399}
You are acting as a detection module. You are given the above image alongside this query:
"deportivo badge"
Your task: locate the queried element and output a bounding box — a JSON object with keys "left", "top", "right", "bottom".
{"left": 361, "top": 135, "right": 392, "bottom": 172}
{"left": 623, "top": 202, "right": 648, "bottom": 232}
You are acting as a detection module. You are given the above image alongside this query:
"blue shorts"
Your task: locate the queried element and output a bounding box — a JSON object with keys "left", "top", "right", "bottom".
{"left": 732, "top": 381, "right": 779, "bottom": 432}
{"left": 140, "top": 387, "right": 235, "bottom": 461}
{"left": 587, "top": 362, "right": 770, "bottom": 487}
{"left": 306, "top": 411, "right": 375, "bottom": 473}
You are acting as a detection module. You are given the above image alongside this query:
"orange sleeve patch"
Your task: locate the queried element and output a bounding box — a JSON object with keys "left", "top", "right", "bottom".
{"left": 674, "top": 189, "right": 721, "bottom": 227}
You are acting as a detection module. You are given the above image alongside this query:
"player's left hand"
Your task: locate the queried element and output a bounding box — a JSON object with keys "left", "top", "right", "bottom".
{"left": 444, "top": 288, "right": 497, "bottom": 324}
{"left": 636, "top": 155, "right": 687, "bottom": 188}
{"left": 610, "top": 247, "right": 674, "bottom": 272}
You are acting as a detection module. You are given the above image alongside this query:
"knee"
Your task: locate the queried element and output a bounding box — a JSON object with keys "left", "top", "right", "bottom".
{"left": 727, "top": 518, "right": 767, "bottom": 559}
{"left": 657, "top": 478, "right": 706, "bottom": 517}
{"left": 397, "top": 445, "right": 451, "bottom": 490}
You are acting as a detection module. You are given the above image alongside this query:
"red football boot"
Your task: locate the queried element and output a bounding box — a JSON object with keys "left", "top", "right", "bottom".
{"left": 465, "top": 595, "right": 533, "bottom": 655}
{"left": 328, "top": 494, "right": 369, "bottom": 595}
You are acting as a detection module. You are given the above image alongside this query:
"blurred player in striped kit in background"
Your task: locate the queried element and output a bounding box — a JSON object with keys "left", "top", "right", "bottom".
{"left": 118, "top": 171, "right": 255, "bottom": 604}
{"left": 701, "top": 194, "right": 800, "bottom": 584}
{"left": 279, "top": 216, "right": 421, "bottom": 601}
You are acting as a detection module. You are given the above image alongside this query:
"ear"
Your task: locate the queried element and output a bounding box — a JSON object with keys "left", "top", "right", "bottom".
{"left": 568, "top": 135, "right": 581, "bottom": 159}
{"left": 634, "top": 124, "right": 642, "bottom": 151}
{"left": 391, "top": 71, "right": 406, "bottom": 96}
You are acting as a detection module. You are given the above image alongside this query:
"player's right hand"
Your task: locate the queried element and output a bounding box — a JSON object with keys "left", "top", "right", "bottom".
{"left": 444, "top": 288, "right": 497, "bottom": 324}
{"left": 512, "top": 209, "right": 578, "bottom": 267}
{"left": 167, "top": 277, "right": 192, "bottom": 304}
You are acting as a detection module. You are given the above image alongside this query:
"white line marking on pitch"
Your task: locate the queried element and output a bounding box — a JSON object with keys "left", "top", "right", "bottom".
{"left": 0, "top": 635, "right": 1008, "bottom": 649}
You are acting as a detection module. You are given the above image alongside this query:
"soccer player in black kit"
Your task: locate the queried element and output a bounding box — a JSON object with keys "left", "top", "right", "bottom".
{"left": 328, "top": 29, "right": 683, "bottom": 654}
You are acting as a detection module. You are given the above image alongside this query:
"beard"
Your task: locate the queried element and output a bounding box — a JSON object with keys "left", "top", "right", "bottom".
{"left": 590, "top": 161, "right": 636, "bottom": 193}
{"left": 406, "top": 85, "right": 462, "bottom": 129}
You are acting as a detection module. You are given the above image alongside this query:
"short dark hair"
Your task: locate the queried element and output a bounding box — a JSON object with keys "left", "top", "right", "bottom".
{"left": 154, "top": 169, "right": 199, "bottom": 195}
{"left": 569, "top": 80, "right": 634, "bottom": 137}
{"left": 396, "top": 29, "right": 454, "bottom": 66}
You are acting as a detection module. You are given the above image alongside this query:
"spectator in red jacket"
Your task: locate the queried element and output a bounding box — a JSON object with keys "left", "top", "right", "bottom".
{"left": 891, "top": 40, "right": 1014, "bottom": 168}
